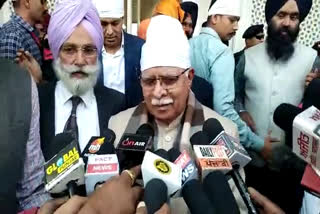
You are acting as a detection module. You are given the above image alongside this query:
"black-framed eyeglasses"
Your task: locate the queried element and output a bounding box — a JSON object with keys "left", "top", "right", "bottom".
{"left": 139, "top": 68, "right": 190, "bottom": 90}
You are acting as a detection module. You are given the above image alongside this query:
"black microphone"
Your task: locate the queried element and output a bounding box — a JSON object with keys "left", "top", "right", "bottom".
{"left": 144, "top": 178, "right": 168, "bottom": 214}
{"left": 201, "top": 119, "right": 257, "bottom": 214}
{"left": 116, "top": 123, "right": 154, "bottom": 170}
{"left": 273, "top": 103, "right": 302, "bottom": 148}
{"left": 81, "top": 129, "right": 116, "bottom": 165}
{"left": 44, "top": 133, "right": 85, "bottom": 197}
{"left": 203, "top": 171, "right": 240, "bottom": 214}
{"left": 182, "top": 179, "right": 216, "bottom": 214}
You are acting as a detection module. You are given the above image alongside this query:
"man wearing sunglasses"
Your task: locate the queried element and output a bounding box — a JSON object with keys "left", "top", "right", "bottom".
{"left": 108, "top": 15, "right": 247, "bottom": 213}
{"left": 234, "top": 24, "right": 264, "bottom": 66}
{"left": 0, "top": 0, "right": 48, "bottom": 65}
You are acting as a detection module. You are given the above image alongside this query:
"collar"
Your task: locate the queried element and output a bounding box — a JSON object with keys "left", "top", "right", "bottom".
{"left": 56, "top": 81, "right": 95, "bottom": 107}
{"left": 200, "top": 27, "right": 221, "bottom": 41}
{"left": 12, "top": 15, "right": 34, "bottom": 33}
{"left": 102, "top": 31, "right": 125, "bottom": 55}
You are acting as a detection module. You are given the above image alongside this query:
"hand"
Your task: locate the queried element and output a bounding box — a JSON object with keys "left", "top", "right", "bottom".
{"left": 53, "top": 196, "right": 87, "bottom": 214}
{"left": 37, "top": 197, "right": 68, "bottom": 214}
{"left": 305, "top": 70, "right": 320, "bottom": 88}
{"left": 136, "top": 203, "right": 171, "bottom": 214}
{"left": 79, "top": 165, "right": 143, "bottom": 214}
{"left": 260, "top": 131, "right": 279, "bottom": 161}
{"left": 239, "top": 111, "right": 256, "bottom": 132}
{"left": 15, "top": 49, "right": 42, "bottom": 83}
{"left": 248, "top": 187, "right": 285, "bottom": 214}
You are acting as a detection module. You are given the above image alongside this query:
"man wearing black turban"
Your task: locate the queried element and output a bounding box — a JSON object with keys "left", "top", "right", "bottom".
{"left": 181, "top": 1, "right": 198, "bottom": 39}
{"left": 234, "top": 0, "right": 320, "bottom": 213}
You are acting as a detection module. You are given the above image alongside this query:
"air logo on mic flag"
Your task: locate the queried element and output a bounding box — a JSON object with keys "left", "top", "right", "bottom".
{"left": 88, "top": 137, "right": 105, "bottom": 154}
{"left": 154, "top": 159, "right": 171, "bottom": 174}
{"left": 117, "top": 135, "right": 151, "bottom": 150}
{"left": 293, "top": 106, "right": 320, "bottom": 172}
{"left": 193, "top": 145, "right": 232, "bottom": 178}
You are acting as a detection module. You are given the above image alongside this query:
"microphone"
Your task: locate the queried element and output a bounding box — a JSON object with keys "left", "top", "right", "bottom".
{"left": 201, "top": 119, "right": 257, "bottom": 214}
{"left": 202, "top": 118, "right": 251, "bottom": 168}
{"left": 84, "top": 154, "right": 119, "bottom": 195}
{"left": 182, "top": 179, "right": 216, "bottom": 214}
{"left": 190, "top": 131, "right": 233, "bottom": 177}
{"left": 81, "top": 129, "right": 116, "bottom": 165}
{"left": 44, "top": 133, "right": 85, "bottom": 197}
{"left": 116, "top": 123, "right": 154, "bottom": 170}
{"left": 141, "top": 150, "right": 182, "bottom": 195}
{"left": 203, "top": 171, "right": 240, "bottom": 214}
{"left": 144, "top": 178, "right": 168, "bottom": 214}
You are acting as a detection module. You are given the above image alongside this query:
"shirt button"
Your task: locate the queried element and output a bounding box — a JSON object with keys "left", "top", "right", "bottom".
{"left": 272, "top": 91, "right": 277, "bottom": 96}
{"left": 165, "top": 136, "right": 172, "bottom": 142}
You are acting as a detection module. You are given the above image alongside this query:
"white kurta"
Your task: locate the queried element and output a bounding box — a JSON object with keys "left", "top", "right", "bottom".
{"left": 244, "top": 42, "right": 317, "bottom": 141}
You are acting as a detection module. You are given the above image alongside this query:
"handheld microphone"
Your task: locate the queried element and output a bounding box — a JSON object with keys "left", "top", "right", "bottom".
{"left": 117, "top": 123, "right": 154, "bottom": 170}
{"left": 201, "top": 119, "right": 257, "bottom": 214}
{"left": 81, "top": 129, "right": 116, "bottom": 165}
{"left": 203, "top": 171, "right": 240, "bottom": 214}
{"left": 44, "top": 133, "right": 85, "bottom": 197}
{"left": 190, "top": 131, "right": 233, "bottom": 177}
{"left": 144, "top": 178, "right": 168, "bottom": 214}
{"left": 141, "top": 150, "right": 182, "bottom": 195}
{"left": 85, "top": 154, "right": 119, "bottom": 195}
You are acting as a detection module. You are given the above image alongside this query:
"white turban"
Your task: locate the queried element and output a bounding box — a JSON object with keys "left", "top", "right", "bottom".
{"left": 208, "top": 0, "right": 241, "bottom": 17}
{"left": 91, "top": 0, "right": 124, "bottom": 18}
{"left": 140, "top": 15, "right": 191, "bottom": 72}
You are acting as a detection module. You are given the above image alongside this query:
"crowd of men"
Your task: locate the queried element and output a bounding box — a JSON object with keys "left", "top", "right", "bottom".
{"left": 0, "top": 0, "right": 320, "bottom": 213}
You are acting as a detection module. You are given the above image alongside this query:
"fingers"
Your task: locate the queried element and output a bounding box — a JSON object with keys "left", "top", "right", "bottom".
{"left": 131, "top": 186, "right": 143, "bottom": 203}
{"left": 120, "top": 165, "right": 141, "bottom": 186}
{"left": 248, "top": 187, "right": 267, "bottom": 207}
{"left": 54, "top": 196, "right": 88, "bottom": 214}
{"left": 39, "top": 197, "right": 69, "bottom": 214}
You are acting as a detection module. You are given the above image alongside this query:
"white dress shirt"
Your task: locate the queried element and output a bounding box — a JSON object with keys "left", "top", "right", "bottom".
{"left": 300, "top": 191, "right": 320, "bottom": 214}
{"left": 102, "top": 33, "right": 125, "bottom": 94}
{"left": 55, "top": 81, "right": 100, "bottom": 151}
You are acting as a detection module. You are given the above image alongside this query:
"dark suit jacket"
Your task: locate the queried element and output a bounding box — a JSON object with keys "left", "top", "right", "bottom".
{"left": 38, "top": 82, "right": 126, "bottom": 161}
{"left": 98, "top": 32, "right": 145, "bottom": 108}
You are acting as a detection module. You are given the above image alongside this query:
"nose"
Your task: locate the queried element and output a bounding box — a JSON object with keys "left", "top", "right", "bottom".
{"left": 74, "top": 50, "right": 86, "bottom": 67}
{"left": 282, "top": 16, "right": 291, "bottom": 27}
{"left": 106, "top": 24, "right": 113, "bottom": 36}
{"left": 233, "top": 21, "right": 239, "bottom": 31}
{"left": 152, "top": 80, "right": 167, "bottom": 99}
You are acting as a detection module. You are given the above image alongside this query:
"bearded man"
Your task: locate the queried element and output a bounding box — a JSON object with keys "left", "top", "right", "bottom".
{"left": 38, "top": 0, "right": 125, "bottom": 161}
{"left": 234, "top": 0, "right": 320, "bottom": 212}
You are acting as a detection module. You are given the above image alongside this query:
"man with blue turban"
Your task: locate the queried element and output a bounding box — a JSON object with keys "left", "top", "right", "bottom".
{"left": 39, "top": 0, "right": 125, "bottom": 161}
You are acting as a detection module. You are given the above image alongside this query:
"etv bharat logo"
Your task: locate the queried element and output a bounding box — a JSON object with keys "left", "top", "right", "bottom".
{"left": 89, "top": 137, "right": 105, "bottom": 154}
{"left": 154, "top": 159, "right": 171, "bottom": 175}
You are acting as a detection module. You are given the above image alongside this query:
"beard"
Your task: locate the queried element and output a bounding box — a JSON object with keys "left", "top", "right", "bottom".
{"left": 53, "top": 58, "right": 100, "bottom": 96}
{"left": 266, "top": 21, "right": 300, "bottom": 62}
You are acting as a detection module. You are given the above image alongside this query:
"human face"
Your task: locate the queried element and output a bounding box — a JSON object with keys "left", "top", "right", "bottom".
{"left": 246, "top": 33, "right": 264, "bottom": 48}
{"left": 270, "top": 0, "right": 300, "bottom": 41}
{"left": 56, "top": 24, "right": 100, "bottom": 95}
{"left": 182, "top": 14, "right": 193, "bottom": 39}
{"left": 211, "top": 15, "right": 239, "bottom": 42}
{"left": 29, "top": 0, "right": 48, "bottom": 23}
{"left": 141, "top": 66, "right": 194, "bottom": 125}
{"left": 100, "top": 17, "right": 123, "bottom": 50}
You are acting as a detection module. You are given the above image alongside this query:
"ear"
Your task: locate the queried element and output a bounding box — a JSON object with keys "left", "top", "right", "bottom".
{"left": 211, "top": 15, "right": 219, "bottom": 25}
{"left": 24, "top": 0, "right": 31, "bottom": 9}
{"left": 187, "top": 68, "right": 195, "bottom": 87}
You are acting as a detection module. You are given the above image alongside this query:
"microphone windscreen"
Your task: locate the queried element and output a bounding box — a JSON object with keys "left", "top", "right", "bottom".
{"left": 154, "top": 149, "right": 170, "bottom": 160}
{"left": 136, "top": 123, "right": 155, "bottom": 137}
{"left": 203, "top": 171, "right": 240, "bottom": 214}
{"left": 202, "top": 118, "right": 224, "bottom": 141}
{"left": 168, "top": 148, "right": 181, "bottom": 162}
{"left": 190, "top": 131, "right": 210, "bottom": 146}
{"left": 182, "top": 179, "right": 215, "bottom": 214}
{"left": 144, "top": 178, "right": 168, "bottom": 214}
{"left": 46, "top": 133, "right": 74, "bottom": 161}
{"left": 273, "top": 103, "right": 302, "bottom": 132}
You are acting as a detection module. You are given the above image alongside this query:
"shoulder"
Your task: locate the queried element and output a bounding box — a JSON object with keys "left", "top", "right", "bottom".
{"left": 124, "top": 32, "right": 145, "bottom": 47}
{"left": 94, "top": 86, "right": 126, "bottom": 110}
{"left": 202, "top": 105, "right": 238, "bottom": 138}
{"left": 295, "top": 43, "right": 317, "bottom": 57}
{"left": 108, "top": 106, "right": 138, "bottom": 145}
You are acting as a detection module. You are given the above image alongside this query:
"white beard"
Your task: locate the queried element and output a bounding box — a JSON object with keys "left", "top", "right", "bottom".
{"left": 53, "top": 58, "right": 100, "bottom": 96}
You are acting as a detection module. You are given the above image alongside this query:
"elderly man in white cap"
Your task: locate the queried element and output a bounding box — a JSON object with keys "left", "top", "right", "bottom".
{"left": 109, "top": 14, "right": 248, "bottom": 213}
{"left": 92, "top": 0, "right": 145, "bottom": 108}
{"left": 190, "top": 0, "right": 273, "bottom": 160}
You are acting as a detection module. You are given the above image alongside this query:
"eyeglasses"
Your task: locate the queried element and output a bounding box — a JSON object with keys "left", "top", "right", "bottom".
{"left": 255, "top": 34, "right": 264, "bottom": 40}
{"left": 60, "top": 44, "right": 98, "bottom": 58}
{"left": 139, "top": 68, "right": 190, "bottom": 90}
